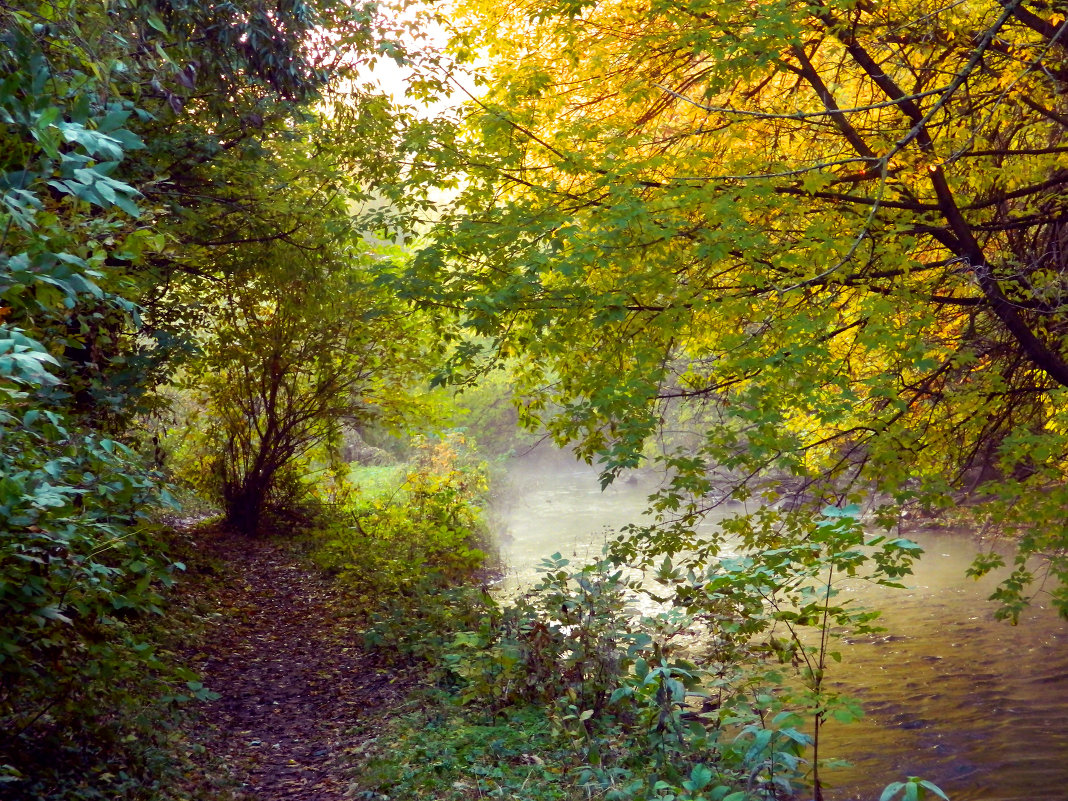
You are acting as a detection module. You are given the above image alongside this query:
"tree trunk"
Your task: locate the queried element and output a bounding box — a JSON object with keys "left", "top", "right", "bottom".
{"left": 224, "top": 480, "right": 266, "bottom": 536}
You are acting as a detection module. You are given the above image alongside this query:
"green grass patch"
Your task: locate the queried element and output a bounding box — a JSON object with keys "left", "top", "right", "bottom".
{"left": 347, "top": 464, "right": 405, "bottom": 500}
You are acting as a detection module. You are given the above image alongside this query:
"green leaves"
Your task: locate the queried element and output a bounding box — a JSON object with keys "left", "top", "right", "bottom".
{"left": 414, "top": 0, "right": 1068, "bottom": 624}
{"left": 682, "top": 763, "right": 713, "bottom": 793}
{"left": 0, "top": 404, "right": 178, "bottom": 747}
{"left": 50, "top": 163, "right": 142, "bottom": 216}
{"left": 0, "top": 330, "right": 60, "bottom": 390}
{"left": 880, "top": 777, "right": 950, "bottom": 801}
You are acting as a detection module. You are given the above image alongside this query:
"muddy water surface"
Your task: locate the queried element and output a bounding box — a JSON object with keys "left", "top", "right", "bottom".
{"left": 492, "top": 457, "right": 1068, "bottom": 801}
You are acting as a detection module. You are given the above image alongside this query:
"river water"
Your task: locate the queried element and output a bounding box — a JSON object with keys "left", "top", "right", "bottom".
{"left": 491, "top": 456, "right": 1068, "bottom": 801}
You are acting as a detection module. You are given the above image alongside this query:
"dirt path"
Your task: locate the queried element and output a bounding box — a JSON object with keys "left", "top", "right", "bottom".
{"left": 179, "top": 527, "right": 409, "bottom": 800}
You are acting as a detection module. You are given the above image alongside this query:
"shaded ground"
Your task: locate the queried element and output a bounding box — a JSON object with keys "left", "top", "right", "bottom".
{"left": 177, "top": 526, "right": 411, "bottom": 800}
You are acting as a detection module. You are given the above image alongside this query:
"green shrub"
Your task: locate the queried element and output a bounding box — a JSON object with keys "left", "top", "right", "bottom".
{"left": 353, "top": 551, "right": 811, "bottom": 801}
{"left": 319, "top": 434, "right": 492, "bottom": 602}
{"left": 0, "top": 407, "right": 186, "bottom": 799}
{"left": 350, "top": 704, "right": 574, "bottom": 801}
{"left": 328, "top": 452, "right": 938, "bottom": 801}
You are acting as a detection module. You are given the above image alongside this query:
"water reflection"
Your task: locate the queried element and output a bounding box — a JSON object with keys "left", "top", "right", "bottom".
{"left": 490, "top": 454, "right": 1068, "bottom": 801}
{"left": 818, "top": 527, "right": 1068, "bottom": 801}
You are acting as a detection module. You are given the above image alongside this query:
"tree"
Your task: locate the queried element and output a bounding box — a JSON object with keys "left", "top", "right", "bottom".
{"left": 406, "top": 0, "right": 1068, "bottom": 617}
{"left": 177, "top": 235, "right": 434, "bottom": 535}
{"left": 0, "top": 0, "right": 393, "bottom": 425}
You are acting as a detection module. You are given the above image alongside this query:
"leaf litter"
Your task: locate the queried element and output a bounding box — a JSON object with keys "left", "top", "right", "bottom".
{"left": 176, "top": 526, "right": 412, "bottom": 800}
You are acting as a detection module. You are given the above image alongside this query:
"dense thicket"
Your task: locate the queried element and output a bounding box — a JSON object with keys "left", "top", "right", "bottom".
{"left": 0, "top": 0, "right": 431, "bottom": 792}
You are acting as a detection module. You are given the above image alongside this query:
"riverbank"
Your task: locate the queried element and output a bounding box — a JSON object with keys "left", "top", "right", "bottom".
{"left": 161, "top": 520, "right": 787, "bottom": 801}
{"left": 489, "top": 457, "right": 1068, "bottom": 801}
{"left": 10, "top": 450, "right": 1065, "bottom": 801}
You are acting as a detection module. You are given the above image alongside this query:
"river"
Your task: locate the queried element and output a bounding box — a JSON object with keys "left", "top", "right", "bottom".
{"left": 491, "top": 455, "right": 1068, "bottom": 801}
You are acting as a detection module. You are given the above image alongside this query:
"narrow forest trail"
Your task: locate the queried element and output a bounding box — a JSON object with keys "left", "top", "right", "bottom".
{"left": 178, "top": 527, "right": 411, "bottom": 800}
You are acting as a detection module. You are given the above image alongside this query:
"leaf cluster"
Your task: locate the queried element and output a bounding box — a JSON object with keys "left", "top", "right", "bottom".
{"left": 0, "top": 407, "right": 185, "bottom": 799}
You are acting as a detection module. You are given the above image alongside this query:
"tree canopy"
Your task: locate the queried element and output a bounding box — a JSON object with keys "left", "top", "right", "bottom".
{"left": 406, "top": 0, "right": 1068, "bottom": 616}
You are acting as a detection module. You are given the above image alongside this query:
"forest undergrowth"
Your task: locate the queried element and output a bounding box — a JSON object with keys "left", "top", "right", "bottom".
{"left": 2, "top": 434, "right": 950, "bottom": 801}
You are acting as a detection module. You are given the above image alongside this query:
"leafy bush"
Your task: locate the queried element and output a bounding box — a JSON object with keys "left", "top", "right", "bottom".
{"left": 321, "top": 435, "right": 490, "bottom": 592}
{"left": 414, "top": 505, "right": 947, "bottom": 801}
{"left": 329, "top": 473, "right": 951, "bottom": 801}
{"left": 442, "top": 555, "right": 638, "bottom": 710}
{"left": 349, "top": 549, "right": 811, "bottom": 801}
{"left": 438, "top": 557, "right": 739, "bottom": 799}
{"left": 315, "top": 434, "right": 493, "bottom": 658}
{"left": 0, "top": 406, "right": 187, "bottom": 798}
{"left": 349, "top": 704, "right": 575, "bottom": 801}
